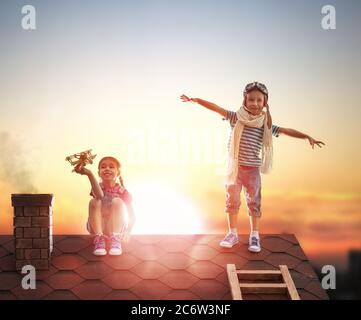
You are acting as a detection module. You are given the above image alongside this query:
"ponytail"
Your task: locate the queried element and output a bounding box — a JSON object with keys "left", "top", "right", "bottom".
{"left": 118, "top": 176, "right": 125, "bottom": 187}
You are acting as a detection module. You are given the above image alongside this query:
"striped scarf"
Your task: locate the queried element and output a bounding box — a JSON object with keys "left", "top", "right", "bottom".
{"left": 225, "top": 106, "right": 273, "bottom": 185}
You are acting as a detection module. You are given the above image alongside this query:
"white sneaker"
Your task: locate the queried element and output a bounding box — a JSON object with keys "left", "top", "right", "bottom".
{"left": 220, "top": 233, "right": 239, "bottom": 248}
{"left": 248, "top": 236, "right": 261, "bottom": 252}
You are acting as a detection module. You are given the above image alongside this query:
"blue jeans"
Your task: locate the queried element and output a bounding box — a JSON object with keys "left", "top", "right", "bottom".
{"left": 225, "top": 166, "right": 262, "bottom": 217}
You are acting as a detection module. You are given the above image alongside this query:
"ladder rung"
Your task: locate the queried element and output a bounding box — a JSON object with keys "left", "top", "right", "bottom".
{"left": 237, "top": 270, "right": 282, "bottom": 280}
{"left": 240, "top": 283, "right": 287, "bottom": 288}
{"left": 237, "top": 270, "right": 281, "bottom": 275}
{"left": 239, "top": 283, "right": 287, "bottom": 294}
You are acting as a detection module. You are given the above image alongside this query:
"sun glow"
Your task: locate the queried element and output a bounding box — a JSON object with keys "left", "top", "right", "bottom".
{"left": 129, "top": 181, "right": 204, "bottom": 234}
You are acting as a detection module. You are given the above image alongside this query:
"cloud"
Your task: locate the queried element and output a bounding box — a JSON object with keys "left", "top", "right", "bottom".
{"left": 0, "top": 131, "right": 37, "bottom": 193}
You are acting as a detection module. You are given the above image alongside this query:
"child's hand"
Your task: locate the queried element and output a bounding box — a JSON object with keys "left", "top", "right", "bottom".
{"left": 74, "top": 164, "right": 91, "bottom": 176}
{"left": 180, "top": 94, "right": 197, "bottom": 103}
{"left": 307, "top": 136, "right": 325, "bottom": 149}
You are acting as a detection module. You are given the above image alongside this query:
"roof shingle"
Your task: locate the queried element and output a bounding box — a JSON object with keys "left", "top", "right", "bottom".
{"left": 0, "top": 234, "right": 328, "bottom": 300}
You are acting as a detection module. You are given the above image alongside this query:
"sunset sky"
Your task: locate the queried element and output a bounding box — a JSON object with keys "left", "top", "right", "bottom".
{"left": 1, "top": 0, "right": 360, "bottom": 269}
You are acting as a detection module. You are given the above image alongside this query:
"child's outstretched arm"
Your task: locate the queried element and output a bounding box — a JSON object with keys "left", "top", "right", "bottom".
{"left": 180, "top": 94, "right": 227, "bottom": 118}
{"left": 74, "top": 165, "right": 104, "bottom": 199}
{"left": 278, "top": 127, "right": 325, "bottom": 149}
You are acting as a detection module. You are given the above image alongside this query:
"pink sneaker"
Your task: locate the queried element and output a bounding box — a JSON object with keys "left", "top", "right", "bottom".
{"left": 109, "top": 234, "right": 122, "bottom": 256}
{"left": 93, "top": 234, "right": 107, "bottom": 256}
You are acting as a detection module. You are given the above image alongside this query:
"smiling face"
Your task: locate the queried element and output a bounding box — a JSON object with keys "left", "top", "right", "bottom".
{"left": 98, "top": 158, "right": 120, "bottom": 182}
{"left": 244, "top": 89, "right": 267, "bottom": 115}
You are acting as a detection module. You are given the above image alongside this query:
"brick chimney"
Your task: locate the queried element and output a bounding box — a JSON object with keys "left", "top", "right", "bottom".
{"left": 11, "top": 194, "right": 54, "bottom": 271}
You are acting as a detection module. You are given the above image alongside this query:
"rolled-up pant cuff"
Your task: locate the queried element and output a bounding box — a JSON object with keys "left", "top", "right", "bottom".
{"left": 225, "top": 208, "right": 239, "bottom": 215}
{"left": 248, "top": 210, "right": 262, "bottom": 217}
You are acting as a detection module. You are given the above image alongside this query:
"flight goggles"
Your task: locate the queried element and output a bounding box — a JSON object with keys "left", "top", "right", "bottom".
{"left": 243, "top": 82, "right": 268, "bottom": 97}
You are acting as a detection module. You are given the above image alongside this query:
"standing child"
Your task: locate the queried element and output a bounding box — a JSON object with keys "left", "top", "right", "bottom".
{"left": 74, "top": 156, "right": 135, "bottom": 256}
{"left": 180, "top": 82, "right": 324, "bottom": 252}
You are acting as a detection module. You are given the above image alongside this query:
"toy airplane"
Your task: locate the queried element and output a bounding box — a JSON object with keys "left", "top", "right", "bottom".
{"left": 65, "top": 149, "right": 97, "bottom": 172}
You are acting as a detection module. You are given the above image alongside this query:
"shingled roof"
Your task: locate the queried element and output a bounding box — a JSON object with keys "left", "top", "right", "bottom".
{"left": 0, "top": 234, "right": 328, "bottom": 300}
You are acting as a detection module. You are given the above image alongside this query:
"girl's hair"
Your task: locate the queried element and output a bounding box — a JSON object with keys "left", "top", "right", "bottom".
{"left": 98, "top": 156, "right": 124, "bottom": 187}
{"left": 242, "top": 89, "right": 268, "bottom": 107}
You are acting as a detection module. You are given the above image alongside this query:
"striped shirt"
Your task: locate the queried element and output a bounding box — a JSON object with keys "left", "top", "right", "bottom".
{"left": 225, "top": 110, "right": 280, "bottom": 167}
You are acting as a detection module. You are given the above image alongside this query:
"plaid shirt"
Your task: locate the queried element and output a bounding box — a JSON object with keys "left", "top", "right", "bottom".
{"left": 90, "top": 182, "right": 132, "bottom": 207}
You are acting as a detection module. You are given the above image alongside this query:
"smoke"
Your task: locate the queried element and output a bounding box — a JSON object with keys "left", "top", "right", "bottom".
{"left": 0, "top": 131, "right": 37, "bottom": 193}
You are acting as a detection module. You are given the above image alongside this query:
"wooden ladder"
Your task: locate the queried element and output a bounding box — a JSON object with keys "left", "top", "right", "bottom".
{"left": 227, "top": 264, "right": 300, "bottom": 300}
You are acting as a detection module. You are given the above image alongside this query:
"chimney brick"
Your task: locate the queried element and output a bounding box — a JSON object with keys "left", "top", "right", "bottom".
{"left": 12, "top": 194, "right": 54, "bottom": 271}
{"left": 31, "top": 259, "right": 49, "bottom": 270}
{"left": 16, "top": 259, "right": 49, "bottom": 270}
{"left": 32, "top": 217, "right": 50, "bottom": 227}
{"left": 24, "top": 249, "right": 41, "bottom": 259}
{"left": 16, "top": 249, "right": 25, "bottom": 260}
{"left": 40, "top": 206, "right": 51, "bottom": 216}
{"left": 16, "top": 239, "right": 33, "bottom": 248}
{"left": 14, "top": 217, "right": 31, "bottom": 227}
{"left": 14, "top": 207, "right": 24, "bottom": 217}
{"left": 16, "top": 260, "right": 32, "bottom": 270}
{"left": 41, "top": 249, "right": 49, "bottom": 259}
{"left": 23, "top": 227, "right": 41, "bottom": 238}
{"left": 15, "top": 227, "right": 23, "bottom": 238}
{"left": 41, "top": 228, "right": 50, "bottom": 238}
{"left": 24, "top": 207, "right": 40, "bottom": 216}
{"left": 33, "top": 238, "right": 49, "bottom": 249}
